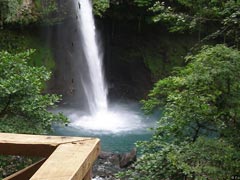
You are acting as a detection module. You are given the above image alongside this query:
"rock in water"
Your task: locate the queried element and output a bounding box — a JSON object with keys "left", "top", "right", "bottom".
{"left": 119, "top": 148, "right": 137, "bottom": 168}
{"left": 93, "top": 149, "right": 137, "bottom": 179}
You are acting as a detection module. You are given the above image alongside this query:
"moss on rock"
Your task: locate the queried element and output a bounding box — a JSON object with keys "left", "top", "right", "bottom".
{"left": 0, "top": 29, "right": 54, "bottom": 70}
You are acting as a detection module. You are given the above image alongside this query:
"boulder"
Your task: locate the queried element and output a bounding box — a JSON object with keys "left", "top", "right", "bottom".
{"left": 119, "top": 148, "right": 137, "bottom": 168}
{"left": 93, "top": 149, "right": 137, "bottom": 179}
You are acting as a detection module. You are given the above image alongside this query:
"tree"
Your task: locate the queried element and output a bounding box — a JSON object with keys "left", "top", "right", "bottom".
{"left": 0, "top": 0, "right": 66, "bottom": 27}
{"left": 0, "top": 50, "right": 67, "bottom": 134}
{"left": 148, "top": 0, "right": 240, "bottom": 46}
{"left": 93, "top": 0, "right": 110, "bottom": 17}
{"left": 106, "top": 0, "right": 239, "bottom": 47}
{"left": 118, "top": 45, "right": 240, "bottom": 179}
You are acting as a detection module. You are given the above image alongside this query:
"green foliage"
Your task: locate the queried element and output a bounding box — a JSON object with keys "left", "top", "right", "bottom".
{"left": 134, "top": 0, "right": 152, "bottom": 7}
{"left": 221, "top": 1, "right": 240, "bottom": 47}
{"left": 0, "top": 50, "right": 66, "bottom": 178}
{"left": 119, "top": 45, "right": 240, "bottom": 179}
{"left": 168, "top": 137, "right": 240, "bottom": 179}
{"left": 148, "top": 0, "right": 240, "bottom": 46}
{"left": 93, "top": 0, "right": 110, "bottom": 17}
{"left": 0, "top": 50, "right": 68, "bottom": 133}
{"left": 0, "top": 41, "right": 65, "bottom": 180}
{"left": 149, "top": 1, "right": 190, "bottom": 32}
{"left": 142, "top": 35, "right": 195, "bottom": 79}
{"left": 108, "top": 0, "right": 239, "bottom": 46}
{"left": 0, "top": 0, "right": 64, "bottom": 26}
{"left": 0, "top": 0, "right": 22, "bottom": 25}
{"left": 33, "top": 0, "right": 57, "bottom": 24}
{"left": 0, "top": 155, "right": 38, "bottom": 179}
{"left": 112, "top": 31, "right": 197, "bottom": 80}
{"left": 0, "top": 0, "right": 38, "bottom": 25}
{"left": 0, "top": 30, "right": 55, "bottom": 70}
{"left": 148, "top": 0, "right": 225, "bottom": 30}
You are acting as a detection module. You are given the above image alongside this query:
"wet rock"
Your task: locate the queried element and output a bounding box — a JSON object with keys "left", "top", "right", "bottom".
{"left": 93, "top": 149, "right": 137, "bottom": 180}
{"left": 99, "top": 152, "right": 121, "bottom": 167}
{"left": 119, "top": 148, "right": 137, "bottom": 168}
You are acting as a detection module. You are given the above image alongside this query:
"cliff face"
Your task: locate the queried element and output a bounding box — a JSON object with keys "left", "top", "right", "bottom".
{"left": 0, "top": 1, "right": 198, "bottom": 101}
{"left": 45, "top": 16, "right": 197, "bottom": 101}
{"left": 102, "top": 19, "right": 197, "bottom": 100}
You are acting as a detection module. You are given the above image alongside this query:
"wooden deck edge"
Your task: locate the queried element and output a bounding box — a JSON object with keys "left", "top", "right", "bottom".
{"left": 3, "top": 159, "right": 46, "bottom": 180}
{"left": 0, "top": 133, "right": 97, "bottom": 157}
{"left": 0, "top": 133, "right": 101, "bottom": 180}
{"left": 31, "top": 139, "right": 100, "bottom": 180}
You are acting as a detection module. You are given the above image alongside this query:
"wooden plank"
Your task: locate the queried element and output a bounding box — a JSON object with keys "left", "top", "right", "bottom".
{"left": 82, "top": 169, "right": 92, "bottom": 180}
{"left": 31, "top": 139, "right": 100, "bottom": 180}
{"left": 0, "top": 133, "right": 93, "bottom": 157}
{"left": 0, "top": 133, "right": 100, "bottom": 180}
{"left": 3, "top": 159, "right": 46, "bottom": 180}
{"left": 0, "top": 133, "right": 89, "bottom": 145}
{"left": 0, "top": 143, "right": 56, "bottom": 157}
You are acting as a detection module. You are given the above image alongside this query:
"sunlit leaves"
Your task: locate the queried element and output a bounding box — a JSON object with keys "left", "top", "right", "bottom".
{"left": 93, "top": 0, "right": 110, "bottom": 17}
{"left": 0, "top": 50, "right": 68, "bottom": 133}
{"left": 149, "top": 1, "right": 190, "bottom": 32}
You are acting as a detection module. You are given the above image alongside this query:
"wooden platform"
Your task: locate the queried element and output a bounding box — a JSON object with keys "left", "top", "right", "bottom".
{"left": 0, "top": 133, "right": 100, "bottom": 180}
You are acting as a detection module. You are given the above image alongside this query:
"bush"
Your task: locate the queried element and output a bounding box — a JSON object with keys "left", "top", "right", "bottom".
{"left": 119, "top": 45, "right": 240, "bottom": 179}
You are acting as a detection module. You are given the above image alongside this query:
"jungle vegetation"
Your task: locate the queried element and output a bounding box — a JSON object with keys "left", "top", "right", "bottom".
{"left": 0, "top": 0, "right": 240, "bottom": 179}
{"left": 115, "top": 0, "right": 240, "bottom": 179}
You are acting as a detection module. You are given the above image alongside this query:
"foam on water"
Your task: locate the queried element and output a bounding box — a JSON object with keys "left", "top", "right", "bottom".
{"left": 55, "top": 102, "right": 156, "bottom": 135}
{"left": 69, "top": 104, "right": 149, "bottom": 133}
{"left": 53, "top": 0, "right": 158, "bottom": 153}
{"left": 53, "top": 102, "right": 159, "bottom": 152}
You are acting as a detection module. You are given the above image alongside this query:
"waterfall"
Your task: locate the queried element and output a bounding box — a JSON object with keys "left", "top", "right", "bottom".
{"left": 74, "top": 0, "right": 108, "bottom": 114}
{"left": 51, "top": 0, "right": 156, "bottom": 135}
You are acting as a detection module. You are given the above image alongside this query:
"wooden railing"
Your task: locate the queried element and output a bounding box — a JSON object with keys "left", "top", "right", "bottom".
{"left": 0, "top": 133, "right": 100, "bottom": 180}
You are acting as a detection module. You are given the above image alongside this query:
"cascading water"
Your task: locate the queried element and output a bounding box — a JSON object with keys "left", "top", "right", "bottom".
{"left": 52, "top": 0, "right": 158, "bottom": 153}
{"left": 53, "top": 0, "right": 156, "bottom": 135}
{"left": 74, "top": 0, "right": 108, "bottom": 114}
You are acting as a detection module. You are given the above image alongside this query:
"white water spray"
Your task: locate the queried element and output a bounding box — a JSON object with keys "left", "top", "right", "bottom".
{"left": 74, "top": 0, "right": 108, "bottom": 114}
{"left": 67, "top": 0, "right": 154, "bottom": 133}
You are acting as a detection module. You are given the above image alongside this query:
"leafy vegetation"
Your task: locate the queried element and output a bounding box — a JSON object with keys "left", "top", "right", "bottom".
{"left": 0, "top": 155, "right": 38, "bottom": 179}
{"left": 105, "top": 0, "right": 239, "bottom": 46}
{"left": 119, "top": 45, "right": 240, "bottom": 179}
{"left": 0, "top": 1, "right": 69, "bottom": 178}
{"left": 93, "top": 0, "right": 110, "bottom": 17}
{"left": 0, "top": 29, "right": 55, "bottom": 70}
{"left": 113, "top": 1, "right": 240, "bottom": 179}
{"left": 0, "top": 49, "right": 68, "bottom": 178}
{"left": 112, "top": 32, "right": 196, "bottom": 80}
{"left": 0, "top": 50, "right": 67, "bottom": 133}
{"left": 0, "top": 0, "right": 66, "bottom": 26}
{"left": 0, "top": 0, "right": 240, "bottom": 179}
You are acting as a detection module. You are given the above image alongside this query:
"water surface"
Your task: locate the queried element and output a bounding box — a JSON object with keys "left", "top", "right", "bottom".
{"left": 53, "top": 101, "right": 159, "bottom": 152}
